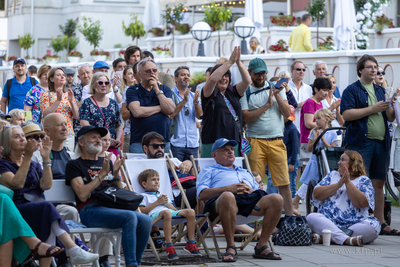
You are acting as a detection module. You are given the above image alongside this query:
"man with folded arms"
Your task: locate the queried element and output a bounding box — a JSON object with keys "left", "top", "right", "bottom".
{"left": 197, "top": 138, "right": 283, "bottom": 262}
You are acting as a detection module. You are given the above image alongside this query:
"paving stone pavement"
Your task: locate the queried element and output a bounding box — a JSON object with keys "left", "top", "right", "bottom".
{"left": 78, "top": 202, "right": 400, "bottom": 266}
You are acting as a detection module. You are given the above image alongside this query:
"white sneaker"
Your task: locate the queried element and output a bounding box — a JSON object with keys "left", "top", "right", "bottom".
{"left": 70, "top": 248, "right": 99, "bottom": 264}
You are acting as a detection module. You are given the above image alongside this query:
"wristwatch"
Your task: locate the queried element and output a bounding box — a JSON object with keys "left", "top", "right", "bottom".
{"left": 114, "top": 87, "right": 119, "bottom": 93}
{"left": 156, "top": 90, "right": 164, "bottom": 96}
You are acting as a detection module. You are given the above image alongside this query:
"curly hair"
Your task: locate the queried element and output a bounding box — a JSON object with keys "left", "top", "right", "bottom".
{"left": 344, "top": 150, "right": 367, "bottom": 177}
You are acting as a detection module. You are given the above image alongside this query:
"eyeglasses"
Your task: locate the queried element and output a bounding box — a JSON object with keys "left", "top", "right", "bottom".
{"left": 184, "top": 104, "right": 189, "bottom": 115}
{"left": 253, "top": 71, "right": 267, "bottom": 77}
{"left": 377, "top": 71, "right": 386, "bottom": 75}
{"left": 258, "top": 180, "right": 264, "bottom": 185}
{"left": 143, "top": 68, "right": 158, "bottom": 74}
{"left": 67, "top": 74, "right": 74, "bottom": 78}
{"left": 365, "top": 65, "right": 377, "bottom": 70}
{"left": 77, "top": 63, "right": 90, "bottom": 71}
{"left": 148, "top": 143, "right": 165, "bottom": 149}
{"left": 218, "top": 146, "right": 236, "bottom": 152}
{"left": 222, "top": 73, "right": 230, "bottom": 78}
{"left": 97, "top": 80, "right": 110, "bottom": 86}
{"left": 28, "top": 134, "right": 45, "bottom": 141}
{"left": 295, "top": 68, "right": 306, "bottom": 72}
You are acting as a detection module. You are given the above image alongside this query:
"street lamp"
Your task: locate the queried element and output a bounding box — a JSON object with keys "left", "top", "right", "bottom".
{"left": 0, "top": 45, "right": 6, "bottom": 67}
{"left": 191, "top": 21, "right": 212, "bottom": 57}
{"left": 233, "top": 17, "right": 255, "bottom": 55}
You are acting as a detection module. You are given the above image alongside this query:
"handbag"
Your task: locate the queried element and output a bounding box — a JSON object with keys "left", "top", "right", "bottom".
{"left": 169, "top": 172, "right": 197, "bottom": 189}
{"left": 274, "top": 215, "right": 312, "bottom": 246}
{"left": 92, "top": 183, "right": 143, "bottom": 211}
{"left": 222, "top": 94, "right": 251, "bottom": 155}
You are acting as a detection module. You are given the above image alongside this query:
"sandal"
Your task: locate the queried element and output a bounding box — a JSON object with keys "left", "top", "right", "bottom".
{"left": 222, "top": 246, "right": 237, "bottom": 262}
{"left": 312, "top": 233, "right": 322, "bottom": 244}
{"left": 31, "top": 241, "right": 64, "bottom": 260}
{"left": 253, "top": 243, "right": 282, "bottom": 260}
{"left": 379, "top": 223, "right": 400, "bottom": 236}
{"left": 349, "top": 235, "right": 364, "bottom": 247}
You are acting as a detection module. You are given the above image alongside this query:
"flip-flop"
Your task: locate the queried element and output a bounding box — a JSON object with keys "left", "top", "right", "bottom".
{"left": 31, "top": 241, "right": 64, "bottom": 260}
{"left": 349, "top": 235, "right": 364, "bottom": 247}
{"left": 379, "top": 223, "right": 400, "bottom": 235}
{"left": 253, "top": 243, "right": 282, "bottom": 260}
{"left": 222, "top": 245, "right": 237, "bottom": 262}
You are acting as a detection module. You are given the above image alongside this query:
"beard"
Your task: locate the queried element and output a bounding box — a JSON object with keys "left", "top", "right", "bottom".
{"left": 148, "top": 150, "right": 164, "bottom": 159}
{"left": 85, "top": 141, "right": 102, "bottom": 155}
{"left": 252, "top": 78, "right": 266, "bottom": 88}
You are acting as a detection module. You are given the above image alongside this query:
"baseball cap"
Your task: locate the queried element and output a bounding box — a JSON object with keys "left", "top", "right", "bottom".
{"left": 248, "top": 58, "right": 268, "bottom": 73}
{"left": 93, "top": 61, "right": 110, "bottom": 70}
{"left": 13, "top": 58, "right": 26, "bottom": 66}
{"left": 212, "top": 138, "right": 238, "bottom": 152}
{"left": 65, "top": 68, "right": 75, "bottom": 75}
{"left": 288, "top": 105, "right": 295, "bottom": 121}
{"left": 77, "top": 125, "right": 108, "bottom": 139}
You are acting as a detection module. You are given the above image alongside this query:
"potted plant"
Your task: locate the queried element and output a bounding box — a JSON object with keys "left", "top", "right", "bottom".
{"left": 5, "top": 56, "right": 17, "bottom": 66}
{"left": 118, "top": 49, "right": 125, "bottom": 58}
{"left": 122, "top": 14, "right": 146, "bottom": 46}
{"left": 148, "top": 27, "right": 165, "bottom": 37}
{"left": 77, "top": 16, "right": 104, "bottom": 61}
{"left": 306, "top": 0, "right": 327, "bottom": 48}
{"left": 317, "top": 36, "right": 336, "bottom": 51}
{"left": 68, "top": 51, "right": 83, "bottom": 63}
{"left": 43, "top": 54, "right": 61, "bottom": 64}
{"left": 90, "top": 50, "right": 110, "bottom": 61}
{"left": 203, "top": 3, "right": 232, "bottom": 31}
{"left": 59, "top": 18, "right": 78, "bottom": 56}
{"left": 18, "top": 33, "right": 35, "bottom": 59}
{"left": 375, "top": 14, "right": 395, "bottom": 35}
{"left": 270, "top": 15, "right": 296, "bottom": 26}
{"left": 50, "top": 35, "right": 67, "bottom": 60}
{"left": 268, "top": 39, "right": 289, "bottom": 53}
{"left": 176, "top": 23, "right": 191, "bottom": 35}
{"left": 25, "top": 55, "right": 38, "bottom": 65}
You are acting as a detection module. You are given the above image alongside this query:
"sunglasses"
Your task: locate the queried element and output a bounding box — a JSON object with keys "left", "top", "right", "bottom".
{"left": 184, "top": 104, "right": 189, "bottom": 115}
{"left": 97, "top": 80, "right": 110, "bottom": 86}
{"left": 77, "top": 63, "right": 90, "bottom": 71}
{"left": 28, "top": 134, "right": 45, "bottom": 141}
{"left": 377, "top": 71, "right": 386, "bottom": 75}
{"left": 295, "top": 68, "right": 306, "bottom": 72}
{"left": 148, "top": 143, "right": 165, "bottom": 149}
{"left": 67, "top": 74, "right": 74, "bottom": 78}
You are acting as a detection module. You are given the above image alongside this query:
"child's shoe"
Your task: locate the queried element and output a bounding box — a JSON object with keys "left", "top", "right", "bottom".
{"left": 183, "top": 242, "right": 202, "bottom": 257}
{"left": 166, "top": 245, "right": 179, "bottom": 260}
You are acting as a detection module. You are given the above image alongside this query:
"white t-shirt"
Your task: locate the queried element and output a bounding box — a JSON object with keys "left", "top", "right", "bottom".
{"left": 139, "top": 191, "right": 173, "bottom": 217}
{"left": 288, "top": 79, "right": 313, "bottom": 132}
{"left": 321, "top": 96, "right": 342, "bottom": 141}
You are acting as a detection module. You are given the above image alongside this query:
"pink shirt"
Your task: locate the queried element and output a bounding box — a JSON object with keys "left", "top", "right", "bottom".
{"left": 300, "top": 98, "right": 323, "bottom": 143}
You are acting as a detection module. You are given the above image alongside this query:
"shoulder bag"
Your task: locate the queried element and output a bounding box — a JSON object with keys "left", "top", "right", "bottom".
{"left": 274, "top": 215, "right": 312, "bottom": 246}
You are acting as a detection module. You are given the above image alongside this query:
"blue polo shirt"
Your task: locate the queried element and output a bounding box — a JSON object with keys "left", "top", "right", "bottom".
{"left": 126, "top": 83, "right": 173, "bottom": 143}
{"left": 3, "top": 75, "right": 35, "bottom": 112}
{"left": 196, "top": 163, "right": 259, "bottom": 198}
{"left": 340, "top": 80, "right": 390, "bottom": 149}
{"left": 170, "top": 86, "right": 200, "bottom": 148}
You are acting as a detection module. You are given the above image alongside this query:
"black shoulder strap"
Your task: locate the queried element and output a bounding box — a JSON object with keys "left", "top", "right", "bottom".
{"left": 30, "top": 77, "right": 37, "bottom": 86}
{"left": 6, "top": 79, "right": 12, "bottom": 108}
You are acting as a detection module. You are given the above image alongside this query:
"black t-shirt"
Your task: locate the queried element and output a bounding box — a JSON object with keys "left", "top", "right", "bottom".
{"left": 65, "top": 157, "right": 113, "bottom": 207}
{"left": 201, "top": 85, "right": 243, "bottom": 144}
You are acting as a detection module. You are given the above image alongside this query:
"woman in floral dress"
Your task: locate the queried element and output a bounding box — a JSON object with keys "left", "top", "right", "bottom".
{"left": 307, "top": 150, "right": 380, "bottom": 246}
{"left": 24, "top": 64, "right": 52, "bottom": 123}
{"left": 79, "top": 72, "right": 122, "bottom": 156}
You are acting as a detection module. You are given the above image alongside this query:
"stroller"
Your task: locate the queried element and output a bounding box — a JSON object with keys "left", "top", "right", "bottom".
{"left": 305, "top": 127, "right": 392, "bottom": 225}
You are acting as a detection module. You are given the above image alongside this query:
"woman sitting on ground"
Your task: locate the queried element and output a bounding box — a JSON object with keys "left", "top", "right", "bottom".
{"left": 307, "top": 150, "right": 380, "bottom": 246}
{"left": 0, "top": 125, "right": 99, "bottom": 266}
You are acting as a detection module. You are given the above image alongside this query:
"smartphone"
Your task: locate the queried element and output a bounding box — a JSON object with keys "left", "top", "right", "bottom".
{"left": 24, "top": 111, "right": 32, "bottom": 122}
{"left": 389, "top": 93, "right": 397, "bottom": 108}
{"left": 274, "top": 78, "right": 289, "bottom": 88}
{"left": 339, "top": 227, "right": 354, "bottom": 236}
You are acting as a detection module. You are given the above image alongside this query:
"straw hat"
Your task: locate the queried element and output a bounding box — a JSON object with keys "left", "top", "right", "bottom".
{"left": 22, "top": 123, "right": 46, "bottom": 138}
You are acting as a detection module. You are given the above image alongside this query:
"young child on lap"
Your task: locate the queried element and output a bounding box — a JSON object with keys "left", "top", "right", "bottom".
{"left": 138, "top": 169, "right": 201, "bottom": 260}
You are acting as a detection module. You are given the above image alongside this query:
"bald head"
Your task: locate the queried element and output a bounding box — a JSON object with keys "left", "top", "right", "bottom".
{"left": 43, "top": 113, "right": 68, "bottom": 142}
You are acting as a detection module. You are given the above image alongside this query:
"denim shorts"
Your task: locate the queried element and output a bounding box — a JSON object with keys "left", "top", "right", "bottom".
{"left": 346, "top": 139, "right": 389, "bottom": 180}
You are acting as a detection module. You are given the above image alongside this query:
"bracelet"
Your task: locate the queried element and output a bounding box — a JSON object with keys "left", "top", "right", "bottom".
{"left": 97, "top": 176, "right": 102, "bottom": 183}
{"left": 194, "top": 101, "right": 199, "bottom": 105}
{"left": 43, "top": 161, "right": 52, "bottom": 167}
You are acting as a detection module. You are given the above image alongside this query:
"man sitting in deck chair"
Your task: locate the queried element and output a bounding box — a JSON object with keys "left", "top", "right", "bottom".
{"left": 197, "top": 138, "right": 283, "bottom": 262}
{"left": 138, "top": 169, "right": 201, "bottom": 260}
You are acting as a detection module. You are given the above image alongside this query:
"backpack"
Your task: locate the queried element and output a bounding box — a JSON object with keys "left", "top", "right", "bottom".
{"left": 244, "top": 81, "right": 275, "bottom": 103}
{"left": 5, "top": 76, "right": 37, "bottom": 108}
{"left": 169, "top": 91, "right": 178, "bottom": 137}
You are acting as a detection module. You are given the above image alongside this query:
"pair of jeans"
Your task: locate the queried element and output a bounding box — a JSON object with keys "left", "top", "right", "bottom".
{"left": 129, "top": 142, "right": 171, "bottom": 154}
{"left": 79, "top": 201, "right": 152, "bottom": 266}
{"left": 288, "top": 154, "right": 300, "bottom": 198}
{"left": 170, "top": 145, "right": 199, "bottom": 162}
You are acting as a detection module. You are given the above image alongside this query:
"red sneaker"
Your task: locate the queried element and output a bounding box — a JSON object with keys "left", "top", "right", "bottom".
{"left": 165, "top": 245, "right": 179, "bottom": 260}
{"left": 183, "top": 242, "right": 202, "bottom": 257}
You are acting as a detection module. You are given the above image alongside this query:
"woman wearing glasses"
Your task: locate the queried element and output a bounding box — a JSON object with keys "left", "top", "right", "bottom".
{"left": 0, "top": 125, "right": 99, "bottom": 266}
{"left": 201, "top": 46, "right": 251, "bottom": 157}
{"left": 79, "top": 72, "right": 122, "bottom": 156}
{"left": 24, "top": 64, "right": 52, "bottom": 123}
{"left": 40, "top": 67, "right": 79, "bottom": 152}
{"left": 374, "top": 66, "right": 388, "bottom": 89}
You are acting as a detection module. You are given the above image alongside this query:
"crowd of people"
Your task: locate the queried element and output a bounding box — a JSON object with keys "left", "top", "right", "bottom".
{"left": 0, "top": 42, "right": 400, "bottom": 266}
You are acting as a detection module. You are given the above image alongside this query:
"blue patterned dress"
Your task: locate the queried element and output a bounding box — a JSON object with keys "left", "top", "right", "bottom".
{"left": 313, "top": 171, "right": 381, "bottom": 235}
{"left": 23, "top": 84, "right": 46, "bottom": 123}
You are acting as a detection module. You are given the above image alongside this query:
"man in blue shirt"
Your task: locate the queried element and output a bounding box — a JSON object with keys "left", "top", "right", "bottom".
{"left": 127, "top": 58, "right": 175, "bottom": 153}
{"left": 341, "top": 54, "right": 399, "bottom": 235}
{"left": 197, "top": 138, "right": 283, "bottom": 262}
{"left": 1, "top": 58, "right": 36, "bottom": 114}
{"left": 170, "top": 66, "right": 203, "bottom": 161}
